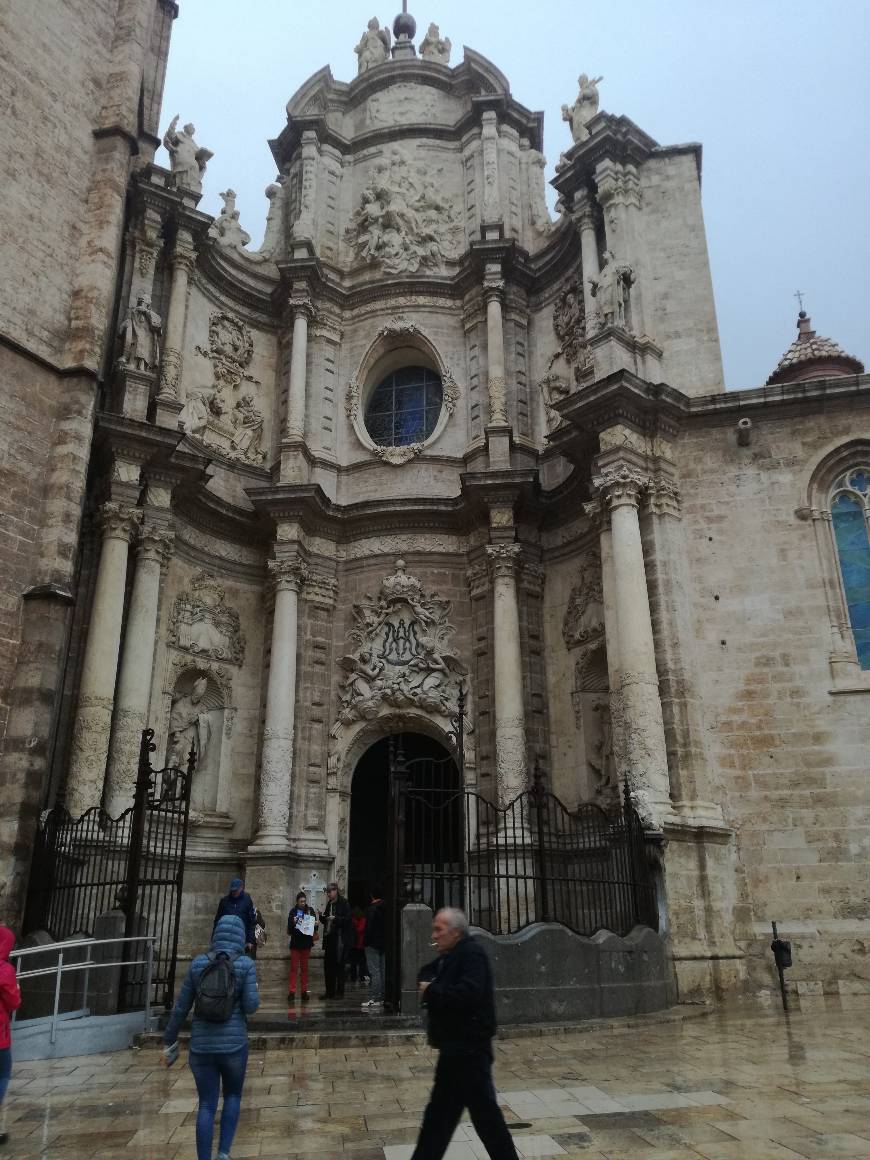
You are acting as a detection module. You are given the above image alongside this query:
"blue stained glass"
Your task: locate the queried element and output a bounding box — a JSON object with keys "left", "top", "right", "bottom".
{"left": 832, "top": 493, "right": 870, "bottom": 668}
{"left": 848, "top": 471, "right": 869, "bottom": 493}
{"left": 364, "top": 366, "right": 443, "bottom": 448}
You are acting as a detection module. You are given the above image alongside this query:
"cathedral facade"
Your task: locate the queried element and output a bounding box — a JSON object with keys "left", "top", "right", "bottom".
{"left": 1, "top": 0, "right": 868, "bottom": 1004}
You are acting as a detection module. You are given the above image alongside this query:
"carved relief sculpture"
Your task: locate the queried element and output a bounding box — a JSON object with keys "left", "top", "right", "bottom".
{"left": 588, "top": 250, "right": 635, "bottom": 332}
{"left": 117, "top": 295, "right": 162, "bottom": 372}
{"left": 539, "top": 373, "right": 572, "bottom": 433}
{"left": 355, "top": 17, "right": 390, "bottom": 73}
{"left": 168, "top": 570, "right": 246, "bottom": 665}
{"left": 420, "top": 23, "right": 451, "bottom": 64}
{"left": 345, "top": 149, "right": 462, "bottom": 274}
{"left": 538, "top": 279, "right": 591, "bottom": 427}
{"left": 562, "top": 550, "right": 605, "bottom": 649}
{"left": 561, "top": 74, "right": 603, "bottom": 144}
{"left": 162, "top": 115, "right": 213, "bottom": 193}
{"left": 230, "top": 394, "right": 266, "bottom": 463}
{"left": 196, "top": 312, "right": 256, "bottom": 391}
{"left": 335, "top": 559, "right": 466, "bottom": 728}
{"left": 167, "top": 675, "right": 211, "bottom": 769}
{"left": 208, "top": 189, "right": 251, "bottom": 250}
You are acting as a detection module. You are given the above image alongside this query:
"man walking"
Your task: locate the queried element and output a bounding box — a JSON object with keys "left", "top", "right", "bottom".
{"left": 214, "top": 878, "right": 257, "bottom": 956}
{"left": 318, "top": 881, "right": 351, "bottom": 1000}
{"left": 412, "top": 908, "right": 518, "bottom": 1160}
{"left": 362, "top": 885, "right": 386, "bottom": 1009}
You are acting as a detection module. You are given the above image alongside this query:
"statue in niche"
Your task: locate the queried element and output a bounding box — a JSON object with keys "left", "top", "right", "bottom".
{"left": 117, "top": 295, "right": 162, "bottom": 372}
{"left": 162, "top": 116, "right": 213, "bottom": 193}
{"left": 355, "top": 17, "right": 391, "bottom": 73}
{"left": 561, "top": 74, "right": 603, "bottom": 144}
{"left": 420, "top": 23, "right": 451, "bottom": 64}
{"left": 167, "top": 676, "right": 211, "bottom": 769}
{"left": 230, "top": 394, "right": 266, "bottom": 463}
{"left": 587, "top": 697, "right": 617, "bottom": 797}
{"left": 589, "top": 250, "right": 635, "bottom": 332}
{"left": 539, "top": 373, "right": 571, "bottom": 432}
{"left": 562, "top": 551, "right": 605, "bottom": 648}
{"left": 208, "top": 189, "right": 251, "bottom": 250}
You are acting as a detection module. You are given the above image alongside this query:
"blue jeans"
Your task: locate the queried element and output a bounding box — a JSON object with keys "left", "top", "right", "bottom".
{"left": 0, "top": 1047, "right": 10, "bottom": 1106}
{"left": 366, "top": 946, "right": 385, "bottom": 1002}
{"left": 188, "top": 1045, "right": 248, "bottom": 1160}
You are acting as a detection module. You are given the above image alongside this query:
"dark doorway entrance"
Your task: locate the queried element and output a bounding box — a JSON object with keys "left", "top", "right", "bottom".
{"left": 347, "top": 732, "right": 459, "bottom": 910}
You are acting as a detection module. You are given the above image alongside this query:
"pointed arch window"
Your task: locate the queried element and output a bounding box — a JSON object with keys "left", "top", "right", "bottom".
{"left": 830, "top": 468, "right": 870, "bottom": 669}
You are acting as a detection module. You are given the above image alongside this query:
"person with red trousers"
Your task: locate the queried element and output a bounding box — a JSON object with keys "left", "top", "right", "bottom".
{"left": 287, "top": 892, "right": 317, "bottom": 1003}
{"left": 0, "top": 926, "right": 22, "bottom": 1147}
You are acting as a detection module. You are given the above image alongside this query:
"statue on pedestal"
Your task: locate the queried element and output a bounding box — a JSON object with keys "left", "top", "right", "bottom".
{"left": 588, "top": 250, "right": 635, "bottom": 331}
{"left": 168, "top": 676, "right": 211, "bottom": 769}
{"left": 561, "top": 74, "right": 603, "bottom": 144}
{"left": 355, "top": 18, "right": 391, "bottom": 73}
{"left": 162, "top": 115, "right": 213, "bottom": 193}
{"left": 420, "top": 23, "right": 451, "bottom": 64}
{"left": 118, "top": 295, "right": 162, "bottom": 371}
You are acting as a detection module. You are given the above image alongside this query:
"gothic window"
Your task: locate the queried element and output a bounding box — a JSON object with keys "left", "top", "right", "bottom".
{"left": 364, "top": 366, "right": 443, "bottom": 447}
{"left": 830, "top": 468, "right": 870, "bottom": 669}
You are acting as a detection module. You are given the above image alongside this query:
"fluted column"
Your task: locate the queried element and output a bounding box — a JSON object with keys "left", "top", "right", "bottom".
{"left": 104, "top": 524, "right": 174, "bottom": 815}
{"left": 285, "top": 295, "right": 314, "bottom": 440}
{"left": 156, "top": 227, "right": 196, "bottom": 415}
{"left": 573, "top": 190, "right": 600, "bottom": 325}
{"left": 65, "top": 502, "right": 143, "bottom": 816}
{"left": 486, "top": 544, "right": 526, "bottom": 806}
{"left": 251, "top": 557, "right": 308, "bottom": 849}
{"left": 484, "top": 269, "right": 508, "bottom": 426}
{"left": 594, "top": 464, "right": 670, "bottom": 827}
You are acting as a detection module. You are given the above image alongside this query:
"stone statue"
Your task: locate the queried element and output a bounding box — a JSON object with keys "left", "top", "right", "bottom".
{"left": 118, "top": 294, "right": 161, "bottom": 371}
{"left": 355, "top": 18, "right": 391, "bottom": 74}
{"left": 588, "top": 250, "right": 635, "bottom": 331}
{"left": 230, "top": 394, "right": 266, "bottom": 463}
{"left": 208, "top": 189, "right": 251, "bottom": 250}
{"left": 179, "top": 387, "right": 224, "bottom": 437}
{"left": 162, "top": 115, "right": 213, "bottom": 193}
{"left": 561, "top": 74, "right": 603, "bottom": 144}
{"left": 254, "top": 181, "right": 284, "bottom": 260}
{"left": 167, "top": 676, "right": 211, "bottom": 770}
{"left": 420, "top": 22, "right": 451, "bottom": 64}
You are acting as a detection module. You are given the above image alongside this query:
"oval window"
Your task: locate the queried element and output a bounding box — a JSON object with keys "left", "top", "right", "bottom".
{"left": 364, "top": 366, "right": 443, "bottom": 447}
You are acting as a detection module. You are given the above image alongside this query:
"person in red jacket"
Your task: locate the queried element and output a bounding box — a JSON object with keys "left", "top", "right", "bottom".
{"left": 0, "top": 926, "right": 22, "bottom": 1147}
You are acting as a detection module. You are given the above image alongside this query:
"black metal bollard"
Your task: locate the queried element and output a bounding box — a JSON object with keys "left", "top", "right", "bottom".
{"left": 770, "top": 920, "right": 792, "bottom": 1011}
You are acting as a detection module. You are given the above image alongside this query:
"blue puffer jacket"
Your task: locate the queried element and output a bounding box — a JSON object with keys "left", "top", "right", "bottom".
{"left": 164, "top": 915, "right": 259, "bottom": 1054}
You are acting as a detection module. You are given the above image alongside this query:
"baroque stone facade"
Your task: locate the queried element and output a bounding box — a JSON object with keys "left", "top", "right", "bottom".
{"left": 0, "top": 2, "right": 867, "bottom": 1013}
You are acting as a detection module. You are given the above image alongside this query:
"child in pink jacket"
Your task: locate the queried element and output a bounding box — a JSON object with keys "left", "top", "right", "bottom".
{"left": 0, "top": 926, "right": 22, "bottom": 1146}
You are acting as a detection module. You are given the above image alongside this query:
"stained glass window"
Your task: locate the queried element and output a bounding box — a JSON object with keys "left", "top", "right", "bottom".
{"left": 831, "top": 470, "right": 870, "bottom": 669}
{"left": 364, "top": 366, "right": 443, "bottom": 448}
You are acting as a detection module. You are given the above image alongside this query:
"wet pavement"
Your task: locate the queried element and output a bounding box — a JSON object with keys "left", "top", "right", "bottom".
{"left": 3, "top": 995, "right": 870, "bottom": 1158}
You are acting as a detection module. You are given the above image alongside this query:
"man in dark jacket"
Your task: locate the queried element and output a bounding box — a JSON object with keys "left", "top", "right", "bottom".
{"left": 214, "top": 878, "right": 256, "bottom": 953}
{"left": 411, "top": 908, "right": 518, "bottom": 1160}
{"left": 318, "top": 881, "right": 352, "bottom": 999}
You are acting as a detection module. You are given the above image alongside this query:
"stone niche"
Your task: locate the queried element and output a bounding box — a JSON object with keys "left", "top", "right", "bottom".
{"left": 163, "top": 661, "right": 235, "bottom": 826}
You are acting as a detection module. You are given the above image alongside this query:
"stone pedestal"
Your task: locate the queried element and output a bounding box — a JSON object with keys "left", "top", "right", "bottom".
{"left": 115, "top": 365, "right": 155, "bottom": 421}
{"left": 580, "top": 326, "right": 664, "bottom": 384}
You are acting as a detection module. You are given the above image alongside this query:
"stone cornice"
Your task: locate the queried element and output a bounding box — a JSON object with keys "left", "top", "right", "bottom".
{"left": 550, "top": 113, "right": 659, "bottom": 206}
{"left": 550, "top": 369, "right": 686, "bottom": 448}
{"left": 685, "top": 372, "right": 870, "bottom": 425}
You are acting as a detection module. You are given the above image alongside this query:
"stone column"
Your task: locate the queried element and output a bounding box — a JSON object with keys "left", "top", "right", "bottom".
{"left": 155, "top": 227, "right": 196, "bottom": 423}
{"left": 573, "top": 189, "right": 600, "bottom": 325}
{"left": 65, "top": 502, "right": 143, "bottom": 817}
{"left": 251, "top": 557, "right": 308, "bottom": 849}
{"left": 285, "top": 294, "right": 314, "bottom": 440}
{"left": 595, "top": 159, "right": 647, "bottom": 336}
{"left": 104, "top": 524, "right": 174, "bottom": 815}
{"left": 594, "top": 464, "right": 670, "bottom": 827}
{"left": 485, "top": 544, "right": 526, "bottom": 806}
{"left": 484, "top": 274, "right": 508, "bottom": 426}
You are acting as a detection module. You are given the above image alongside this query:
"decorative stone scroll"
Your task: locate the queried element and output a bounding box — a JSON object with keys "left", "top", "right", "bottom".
{"left": 167, "top": 570, "right": 246, "bottom": 665}
{"left": 562, "top": 550, "right": 605, "bottom": 649}
{"left": 345, "top": 148, "right": 463, "bottom": 274}
{"left": 335, "top": 559, "right": 467, "bottom": 727}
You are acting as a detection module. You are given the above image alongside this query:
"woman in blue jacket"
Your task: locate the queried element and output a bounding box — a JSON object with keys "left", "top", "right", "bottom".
{"left": 163, "top": 914, "right": 260, "bottom": 1160}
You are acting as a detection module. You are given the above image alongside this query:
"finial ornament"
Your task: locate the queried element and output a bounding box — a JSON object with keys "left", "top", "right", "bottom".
{"left": 794, "top": 289, "right": 805, "bottom": 313}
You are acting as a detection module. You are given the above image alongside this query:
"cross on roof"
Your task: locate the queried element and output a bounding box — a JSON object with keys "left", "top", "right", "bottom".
{"left": 794, "top": 290, "right": 805, "bottom": 312}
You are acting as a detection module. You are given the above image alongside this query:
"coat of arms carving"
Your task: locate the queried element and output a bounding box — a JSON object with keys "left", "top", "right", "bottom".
{"left": 562, "top": 551, "right": 605, "bottom": 649}
{"left": 168, "top": 570, "right": 246, "bottom": 665}
{"left": 336, "top": 559, "right": 466, "bottom": 726}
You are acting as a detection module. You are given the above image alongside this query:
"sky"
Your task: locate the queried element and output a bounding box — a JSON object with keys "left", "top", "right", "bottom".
{"left": 161, "top": 0, "right": 869, "bottom": 392}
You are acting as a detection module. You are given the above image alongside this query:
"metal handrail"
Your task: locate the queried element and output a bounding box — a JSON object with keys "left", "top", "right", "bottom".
{"left": 11, "top": 934, "right": 156, "bottom": 1046}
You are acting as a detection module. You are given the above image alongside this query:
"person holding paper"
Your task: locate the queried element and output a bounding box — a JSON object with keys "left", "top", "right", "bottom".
{"left": 287, "top": 891, "right": 317, "bottom": 1003}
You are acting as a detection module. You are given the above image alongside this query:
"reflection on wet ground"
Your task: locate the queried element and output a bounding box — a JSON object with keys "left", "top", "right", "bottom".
{"left": 3, "top": 995, "right": 870, "bottom": 1158}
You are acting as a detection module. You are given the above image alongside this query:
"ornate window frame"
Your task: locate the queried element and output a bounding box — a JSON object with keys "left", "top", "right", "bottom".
{"left": 345, "top": 315, "right": 459, "bottom": 466}
{"left": 802, "top": 439, "right": 870, "bottom": 691}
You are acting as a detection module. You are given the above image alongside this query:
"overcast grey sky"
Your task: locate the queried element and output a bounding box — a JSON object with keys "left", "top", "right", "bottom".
{"left": 161, "top": 1, "right": 869, "bottom": 391}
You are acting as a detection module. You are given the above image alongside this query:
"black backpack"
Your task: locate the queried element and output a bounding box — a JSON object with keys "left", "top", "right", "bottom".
{"left": 194, "top": 951, "right": 239, "bottom": 1022}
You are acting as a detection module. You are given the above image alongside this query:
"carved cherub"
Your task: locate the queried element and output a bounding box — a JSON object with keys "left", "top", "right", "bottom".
{"left": 420, "top": 23, "right": 451, "bottom": 65}
{"left": 355, "top": 18, "right": 391, "bottom": 74}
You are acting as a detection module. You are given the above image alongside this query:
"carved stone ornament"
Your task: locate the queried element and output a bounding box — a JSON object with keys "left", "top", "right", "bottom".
{"left": 335, "top": 559, "right": 467, "bottom": 728}
{"left": 98, "top": 502, "right": 143, "bottom": 542}
{"left": 561, "top": 74, "right": 603, "bottom": 145}
{"left": 372, "top": 442, "right": 425, "bottom": 466}
{"left": 539, "top": 373, "right": 571, "bottom": 433}
{"left": 196, "top": 311, "right": 255, "bottom": 391}
{"left": 208, "top": 189, "right": 251, "bottom": 250}
{"left": 345, "top": 148, "right": 463, "bottom": 274}
{"left": 117, "top": 296, "right": 162, "bottom": 373}
{"left": 593, "top": 463, "right": 648, "bottom": 509}
{"left": 551, "top": 282, "right": 589, "bottom": 369}
{"left": 167, "top": 569, "right": 246, "bottom": 665}
{"left": 419, "top": 23, "right": 451, "bottom": 64}
{"left": 165, "top": 656, "right": 235, "bottom": 740}
{"left": 562, "top": 550, "right": 605, "bottom": 649}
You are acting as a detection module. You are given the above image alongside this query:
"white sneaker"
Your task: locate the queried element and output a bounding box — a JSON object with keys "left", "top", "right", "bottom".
{"left": 361, "top": 998, "right": 383, "bottom": 1008}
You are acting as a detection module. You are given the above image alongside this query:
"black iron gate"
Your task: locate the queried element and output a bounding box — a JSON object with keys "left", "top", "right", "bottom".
{"left": 23, "top": 729, "right": 194, "bottom": 1010}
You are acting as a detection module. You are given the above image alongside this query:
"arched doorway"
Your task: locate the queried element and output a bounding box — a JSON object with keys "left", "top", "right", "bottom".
{"left": 347, "top": 732, "right": 462, "bottom": 910}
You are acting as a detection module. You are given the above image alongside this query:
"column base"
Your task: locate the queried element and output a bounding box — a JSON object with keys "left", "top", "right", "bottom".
{"left": 115, "top": 366, "right": 156, "bottom": 421}
{"left": 279, "top": 437, "right": 311, "bottom": 483}
{"left": 485, "top": 423, "right": 512, "bottom": 470}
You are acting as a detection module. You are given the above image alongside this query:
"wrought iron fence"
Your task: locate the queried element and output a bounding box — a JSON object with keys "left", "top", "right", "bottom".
{"left": 23, "top": 730, "right": 193, "bottom": 1010}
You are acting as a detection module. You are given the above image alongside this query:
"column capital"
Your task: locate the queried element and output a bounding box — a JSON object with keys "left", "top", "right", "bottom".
{"left": 170, "top": 227, "right": 197, "bottom": 272}
{"left": 268, "top": 557, "right": 309, "bottom": 593}
{"left": 571, "top": 187, "right": 598, "bottom": 231}
{"left": 305, "top": 569, "right": 338, "bottom": 607}
{"left": 98, "top": 502, "right": 143, "bottom": 542}
{"left": 483, "top": 273, "right": 505, "bottom": 304}
{"left": 287, "top": 292, "right": 316, "bottom": 321}
{"left": 137, "top": 524, "right": 175, "bottom": 565}
{"left": 645, "top": 475, "right": 682, "bottom": 518}
{"left": 592, "top": 463, "right": 648, "bottom": 510}
{"left": 485, "top": 542, "right": 522, "bottom": 579}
